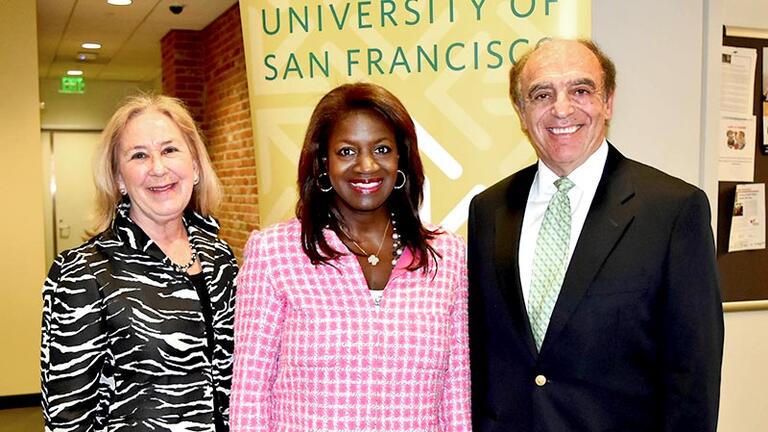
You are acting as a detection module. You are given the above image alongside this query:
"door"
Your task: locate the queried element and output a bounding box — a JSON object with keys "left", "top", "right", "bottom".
{"left": 50, "top": 131, "right": 101, "bottom": 254}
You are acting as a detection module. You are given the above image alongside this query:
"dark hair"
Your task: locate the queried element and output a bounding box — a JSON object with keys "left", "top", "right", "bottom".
{"left": 296, "top": 82, "right": 440, "bottom": 271}
{"left": 509, "top": 38, "right": 616, "bottom": 109}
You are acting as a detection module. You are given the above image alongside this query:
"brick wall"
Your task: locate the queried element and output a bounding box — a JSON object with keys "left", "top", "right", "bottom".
{"left": 161, "top": 4, "right": 259, "bottom": 261}
{"left": 160, "top": 30, "right": 204, "bottom": 123}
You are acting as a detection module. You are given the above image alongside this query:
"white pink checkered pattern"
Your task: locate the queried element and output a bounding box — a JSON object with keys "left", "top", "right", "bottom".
{"left": 231, "top": 218, "right": 470, "bottom": 432}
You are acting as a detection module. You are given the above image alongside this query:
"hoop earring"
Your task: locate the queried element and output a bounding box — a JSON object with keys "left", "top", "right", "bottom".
{"left": 317, "top": 172, "right": 333, "bottom": 192}
{"left": 393, "top": 170, "right": 407, "bottom": 190}
{"left": 193, "top": 175, "right": 200, "bottom": 186}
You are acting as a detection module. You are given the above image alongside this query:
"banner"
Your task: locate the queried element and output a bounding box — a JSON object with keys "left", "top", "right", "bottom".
{"left": 240, "top": 0, "right": 591, "bottom": 232}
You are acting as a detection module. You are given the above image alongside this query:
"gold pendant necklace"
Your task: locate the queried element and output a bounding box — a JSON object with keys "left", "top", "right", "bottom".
{"left": 340, "top": 219, "right": 390, "bottom": 266}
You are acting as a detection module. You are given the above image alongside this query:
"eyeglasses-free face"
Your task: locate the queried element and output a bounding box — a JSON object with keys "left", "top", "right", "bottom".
{"left": 117, "top": 110, "right": 199, "bottom": 230}
{"left": 517, "top": 40, "right": 614, "bottom": 177}
{"left": 326, "top": 109, "right": 399, "bottom": 218}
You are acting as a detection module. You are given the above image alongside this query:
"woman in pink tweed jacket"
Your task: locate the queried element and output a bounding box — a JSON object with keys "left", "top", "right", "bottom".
{"left": 230, "top": 83, "right": 470, "bottom": 432}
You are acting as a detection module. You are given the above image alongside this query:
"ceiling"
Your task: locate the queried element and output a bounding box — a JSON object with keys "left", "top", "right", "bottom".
{"left": 38, "top": 0, "right": 238, "bottom": 82}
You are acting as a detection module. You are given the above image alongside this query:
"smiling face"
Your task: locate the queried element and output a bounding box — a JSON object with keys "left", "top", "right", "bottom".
{"left": 516, "top": 40, "right": 614, "bottom": 176}
{"left": 117, "top": 109, "right": 199, "bottom": 230}
{"left": 326, "top": 109, "right": 399, "bottom": 218}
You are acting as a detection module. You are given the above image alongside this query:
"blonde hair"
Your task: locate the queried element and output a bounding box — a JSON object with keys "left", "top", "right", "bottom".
{"left": 91, "top": 94, "right": 222, "bottom": 234}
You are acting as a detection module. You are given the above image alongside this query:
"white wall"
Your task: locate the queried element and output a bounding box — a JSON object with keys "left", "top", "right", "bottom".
{"left": 724, "top": 0, "right": 768, "bottom": 29}
{"left": 720, "top": 310, "right": 768, "bottom": 430}
{"left": 593, "top": 1, "right": 706, "bottom": 188}
{"left": 593, "top": 1, "right": 768, "bottom": 431}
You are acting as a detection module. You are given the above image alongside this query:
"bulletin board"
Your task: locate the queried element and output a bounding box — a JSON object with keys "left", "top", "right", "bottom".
{"left": 718, "top": 32, "right": 768, "bottom": 311}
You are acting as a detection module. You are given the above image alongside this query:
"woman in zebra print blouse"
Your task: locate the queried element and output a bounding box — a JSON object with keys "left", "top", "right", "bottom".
{"left": 41, "top": 95, "right": 237, "bottom": 432}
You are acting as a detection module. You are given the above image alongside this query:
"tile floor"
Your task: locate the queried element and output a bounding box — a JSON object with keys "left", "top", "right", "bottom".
{"left": 0, "top": 407, "right": 43, "bottom": 431}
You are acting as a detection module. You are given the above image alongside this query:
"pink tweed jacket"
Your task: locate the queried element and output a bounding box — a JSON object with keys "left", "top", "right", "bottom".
{"left": 230, "top": 218, "right": 470, "bottom": 432}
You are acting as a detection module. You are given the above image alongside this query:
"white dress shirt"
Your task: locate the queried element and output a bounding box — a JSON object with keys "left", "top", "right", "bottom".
{"left": 519, "top": 141, "right": 609, "bottom": 307}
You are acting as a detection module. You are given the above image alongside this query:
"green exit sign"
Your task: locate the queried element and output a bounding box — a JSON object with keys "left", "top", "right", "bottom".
{"left": 60, "top": 76, "right": 85, "bottom": 94}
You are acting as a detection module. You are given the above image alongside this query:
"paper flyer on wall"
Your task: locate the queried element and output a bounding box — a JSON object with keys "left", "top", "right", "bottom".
{"left": 718, "top": 114, "right": 756, "bottom": 182}
{"left": 721, "top": 46, "right": 756, "bottom": 115}
{"left": 763, "top": 117, "right": 768, "bottom": 149}
{"left": 728, "top": 183, "right": 766, "bottom": 252}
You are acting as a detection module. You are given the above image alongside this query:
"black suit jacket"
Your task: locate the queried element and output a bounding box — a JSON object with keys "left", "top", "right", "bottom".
{"left": 468, "top": 144, "right": 724, "bottom": 432}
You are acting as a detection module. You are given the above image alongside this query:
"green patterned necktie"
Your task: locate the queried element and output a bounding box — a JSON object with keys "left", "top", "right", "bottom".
{"left": 529, "top": 176, "right": 575, "bottom": 351}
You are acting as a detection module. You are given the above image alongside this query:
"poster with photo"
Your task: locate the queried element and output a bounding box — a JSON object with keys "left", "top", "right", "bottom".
{"left": 728, "top": 183, "right": 766, "bottom": 252}
{"left": 719, "top": 115, "right": 756, "bottom": 181}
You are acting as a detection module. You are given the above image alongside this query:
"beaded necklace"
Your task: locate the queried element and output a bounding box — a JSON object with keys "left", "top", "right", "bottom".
{"left": 166, "top": 246, "right": 198, "bottom": 273}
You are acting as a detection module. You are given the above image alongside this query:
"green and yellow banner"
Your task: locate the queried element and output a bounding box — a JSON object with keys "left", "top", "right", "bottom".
{"left": 240, "top": 0, "right": 591, "bottom": 232}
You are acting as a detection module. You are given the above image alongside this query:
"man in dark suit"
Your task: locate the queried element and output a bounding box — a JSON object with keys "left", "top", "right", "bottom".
{"left": 468, "top": 39, "right": 724, "bottom": 431}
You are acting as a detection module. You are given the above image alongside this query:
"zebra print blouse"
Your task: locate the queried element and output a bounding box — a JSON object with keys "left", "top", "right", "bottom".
{"left": 41, "top": 201, "right": 237, "bottom": 432}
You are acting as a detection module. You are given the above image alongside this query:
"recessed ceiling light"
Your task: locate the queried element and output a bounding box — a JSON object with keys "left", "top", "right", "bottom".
{"left": 77, "top": 52, "right": 98, "bottom": 61}
{"left": 107, "top": 0, "right": 132, "bottom": 5}
{"left": 81, "top": 42, "right": 102, "bottom": 50}
{"left": 66, "top": 70, "right": 84, "bottom": 76}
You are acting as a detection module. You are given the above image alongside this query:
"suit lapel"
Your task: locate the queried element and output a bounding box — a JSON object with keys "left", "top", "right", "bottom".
{"left": 542, "top": 145, "right": 637, "bottom": 353}
{"left": 495, "top": 165, "right": 538, "bottom": 358}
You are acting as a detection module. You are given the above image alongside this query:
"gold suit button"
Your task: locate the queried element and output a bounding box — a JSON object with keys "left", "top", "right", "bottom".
{"left": 535, "top": 374, "right": 547, "bottom": 386}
